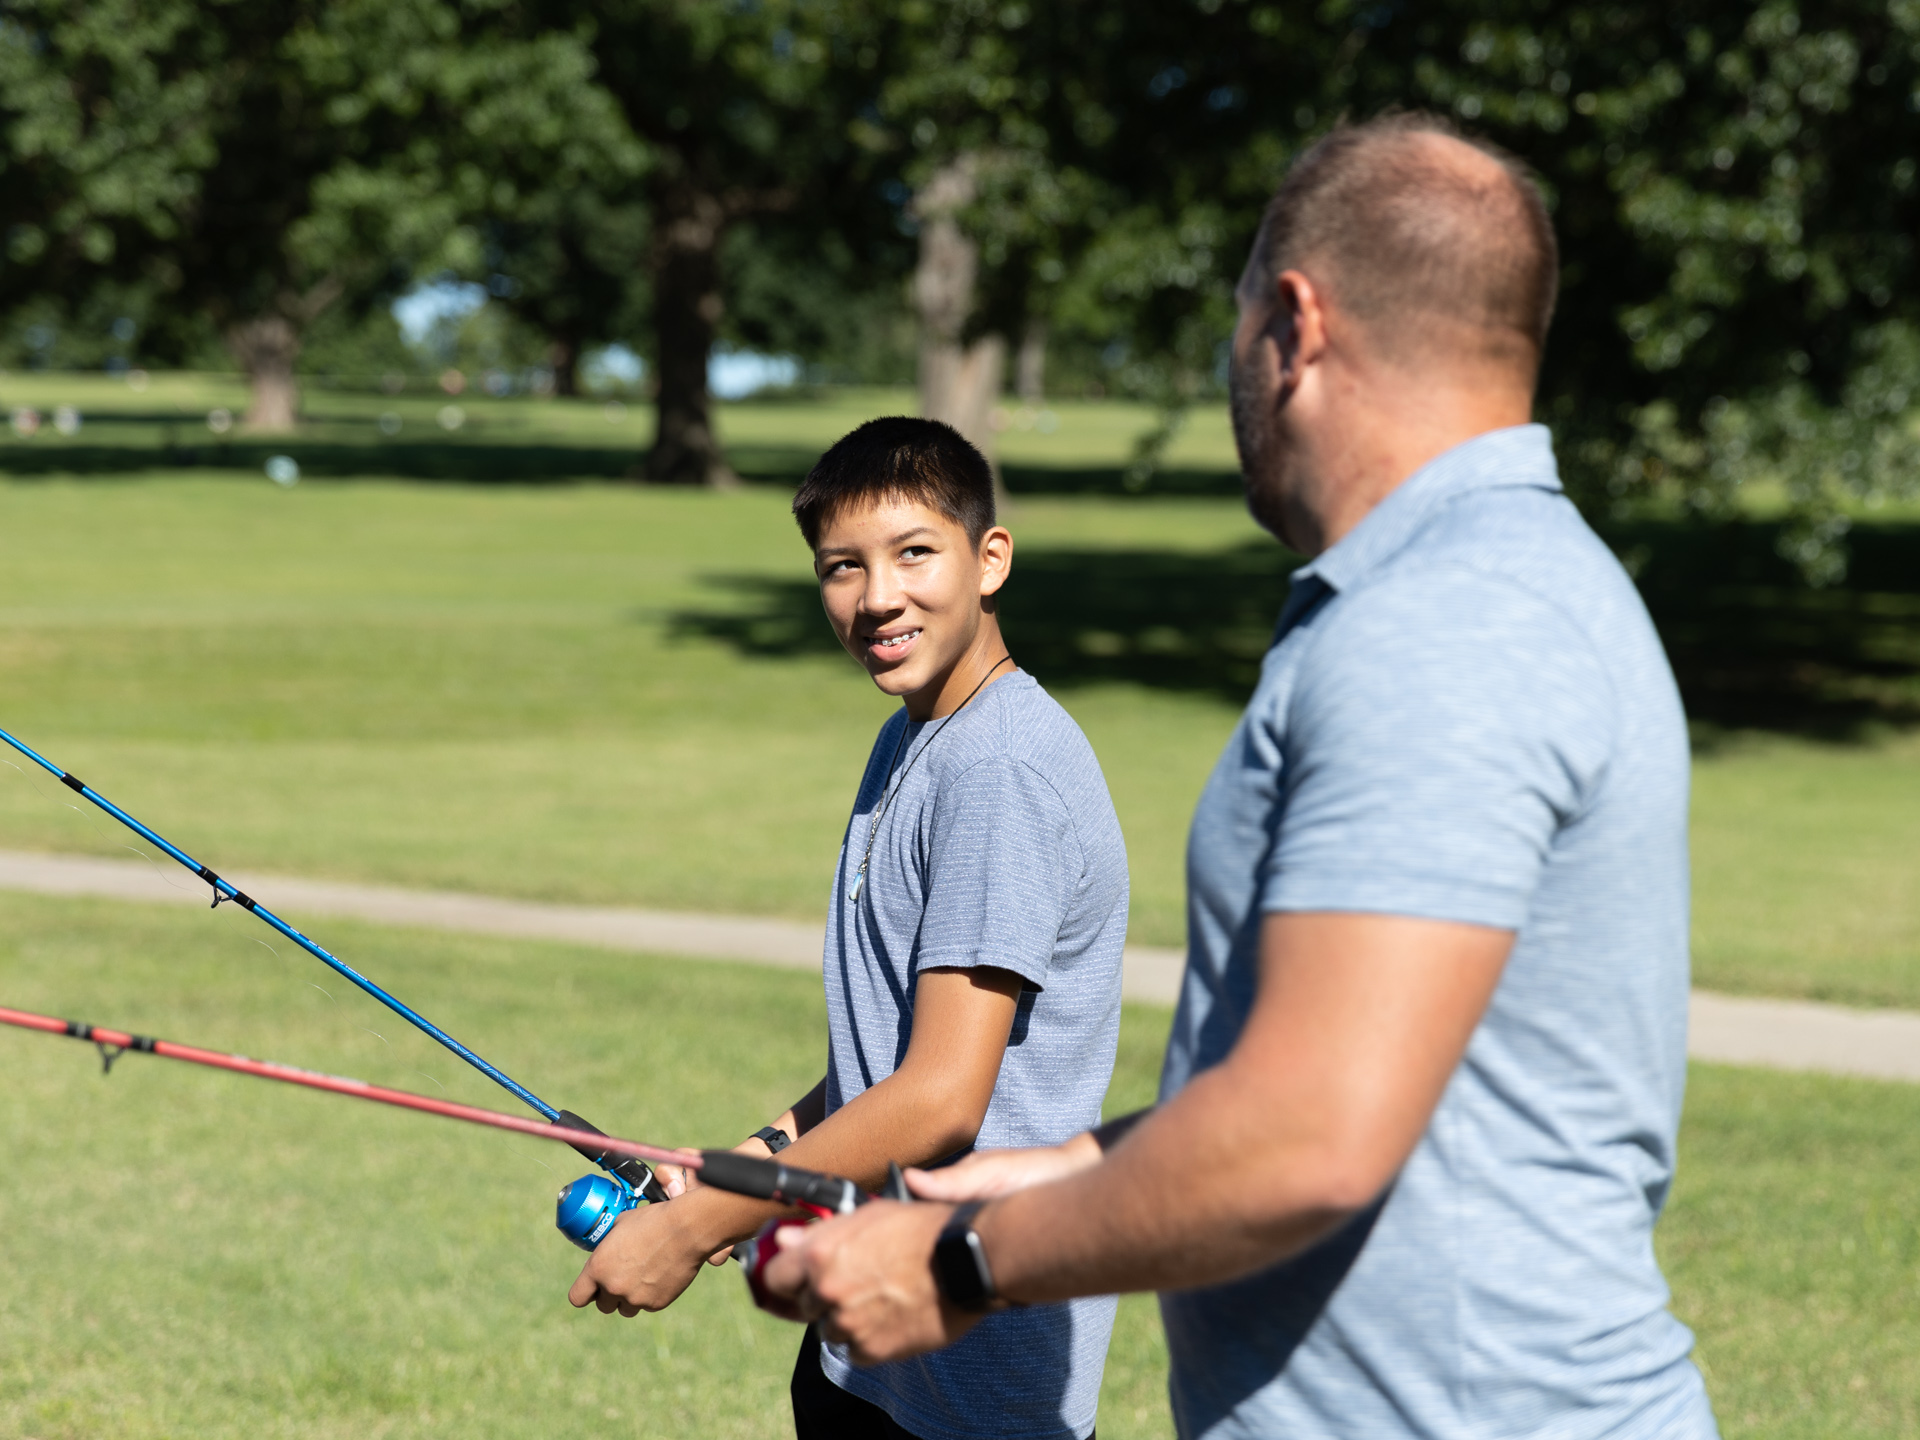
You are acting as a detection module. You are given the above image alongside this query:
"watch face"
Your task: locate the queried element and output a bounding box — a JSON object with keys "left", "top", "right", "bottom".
{"left": 933, "top": 1225, "right": 993, "bottom": 1310}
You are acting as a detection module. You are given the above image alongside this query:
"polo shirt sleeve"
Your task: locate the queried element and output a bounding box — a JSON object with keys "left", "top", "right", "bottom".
{"left": 913, "top": 756, "right": 1079, "bottom": 989}
{"left": 1262, "top": 566, "right": 1617, "bottom": 930}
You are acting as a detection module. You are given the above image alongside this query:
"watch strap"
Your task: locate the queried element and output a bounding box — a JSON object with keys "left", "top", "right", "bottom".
{"left": 750, "top": 1125, "right": 792, "bottom": 1154}
{"left": 932, "top": 1201, "right": 997, "bottom": 1312}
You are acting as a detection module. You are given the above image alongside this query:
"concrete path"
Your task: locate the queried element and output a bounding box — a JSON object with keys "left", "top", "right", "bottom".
{"left": 1, "top": 848, "right": 1913, "bottom": 1082}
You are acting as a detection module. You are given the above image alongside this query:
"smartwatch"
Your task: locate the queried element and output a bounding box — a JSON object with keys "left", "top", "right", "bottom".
{"left": 931, "top": 1202, "right": 1000, "bottom": 1312}
{"left": 750, "top": 1125, "right": 791, "bottom": 1154}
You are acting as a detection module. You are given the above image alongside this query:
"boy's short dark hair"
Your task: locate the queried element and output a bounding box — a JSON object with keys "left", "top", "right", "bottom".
{"left": 792, "top": 416, "right": 996, "bottom": 550}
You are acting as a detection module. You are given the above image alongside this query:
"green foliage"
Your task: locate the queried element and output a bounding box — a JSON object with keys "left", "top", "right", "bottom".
{"left": 1378, "top": 0, "right": 1920, "bottom": 579}
{"left": 5, "top": 2, "right": 1919, "bottom": 548}
{"left": 868, "top": 0, "right": 1920, "bottom": 572}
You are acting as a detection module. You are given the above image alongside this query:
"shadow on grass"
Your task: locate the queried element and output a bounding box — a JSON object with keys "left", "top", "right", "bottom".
{"left": 672, "top": 543, "right": 1301, "bottom": 701}
{"left": 1, "top": 433, "right": 1245, "bottom": 495}
{"left": 678, "top": 520, "right": 1920, "bottom": 735}
{"left": 0, "top": 439, "right": 843, "bottom": 485}
{"left": 1603, "top": 518, "right": 1920, "bottom": 740}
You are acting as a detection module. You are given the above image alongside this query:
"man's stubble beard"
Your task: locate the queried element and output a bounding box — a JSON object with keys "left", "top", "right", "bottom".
{"left": 1228, "top": 353, "right": 1293, "bottom": 543}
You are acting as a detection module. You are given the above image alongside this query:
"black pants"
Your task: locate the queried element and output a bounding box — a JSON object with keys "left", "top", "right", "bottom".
{"left": 791, "top": 1327, "right": 924, "bottom": 1439}
{"left": 790, "top": 1327, "right": 1095, "bottom": 1440}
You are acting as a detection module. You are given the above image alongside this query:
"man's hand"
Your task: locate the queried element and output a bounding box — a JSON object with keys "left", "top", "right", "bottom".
{"left": 759, "top": 1199, "right": 989, "bottom": 1365}
{"left": 567, "top": 1182, "right": 719, "bottom": 1317}
{"left": 904, "top": 1132, "right": 1102, "bottom": 1203}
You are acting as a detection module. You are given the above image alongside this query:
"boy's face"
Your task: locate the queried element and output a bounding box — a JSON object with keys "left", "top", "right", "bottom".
{"left": 813, "top": 496, "right": 1012, "bottom": 704}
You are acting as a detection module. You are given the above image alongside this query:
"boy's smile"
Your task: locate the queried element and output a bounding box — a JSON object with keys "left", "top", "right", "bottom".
{"left": 812, "top": 498, "right": 1014, "bottom": 721}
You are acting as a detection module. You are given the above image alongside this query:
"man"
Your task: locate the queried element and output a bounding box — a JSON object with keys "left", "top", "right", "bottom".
{"left": 761, "top": 114, "right": 1721, "bottom": 1439}
{"left": 570, "top": 417, "right": 1129, "bottom": 1440}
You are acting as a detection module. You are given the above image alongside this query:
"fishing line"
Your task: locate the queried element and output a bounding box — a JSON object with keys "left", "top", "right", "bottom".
{"left": 0, "top": 1000, "right": 693, "bottom": 1166}
{"left": 0, "top": 1002, "right": 876, "bottom": 1248}
{"left": 0, "top": 724, "right": 559, "bottom": 1119}
{"left": 1, "top": 754, "right": 199, "bottom": 898}
{"left": 0, "top": 722, "right": 667, "bottom": 1207}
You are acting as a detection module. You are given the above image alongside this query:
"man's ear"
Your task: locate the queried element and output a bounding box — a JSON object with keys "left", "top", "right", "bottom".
{"left": 977, "top": 525, "right": 1013, "bottom": 599}
{"left": 1272, "top": 270, "right": 1331, "bottom": 396}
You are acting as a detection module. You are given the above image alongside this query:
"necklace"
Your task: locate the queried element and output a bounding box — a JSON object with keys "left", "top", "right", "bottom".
{"left": 846, "top": 655, "right": 1013, "bottom": 903}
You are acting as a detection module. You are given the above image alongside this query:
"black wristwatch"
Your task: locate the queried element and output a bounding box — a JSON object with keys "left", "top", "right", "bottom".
{"left": 931, "top": 1202, "right": 1001, "bottom": 1312}
{"left": 750, "top": 1125, "right": 791, "bottom": 1154}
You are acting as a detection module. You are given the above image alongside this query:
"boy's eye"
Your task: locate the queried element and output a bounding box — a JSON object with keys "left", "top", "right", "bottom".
{"left": 821, "top": 559, "right": 857, "bottom": 576}
{"left": 901, "top": 545, "right": 934, "bottom": 559}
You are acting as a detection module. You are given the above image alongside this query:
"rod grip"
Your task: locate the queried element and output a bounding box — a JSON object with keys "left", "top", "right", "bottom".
{"left": 555, "top": 1109, "right": 670, "bottom": 1203}
{"left": 697, "top": 1150, "right": 866, "bottom": 1214}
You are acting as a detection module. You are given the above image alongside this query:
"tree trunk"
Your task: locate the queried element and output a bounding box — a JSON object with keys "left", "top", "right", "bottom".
{"left": 226, "top": 316, "right": 302, "bottom": 432}
{"left": 646, "top": 188, "right": 737, "bottom": 487}
{"left": 913, "top": 158, "right": 1008, "bottom": 505}
{"left": 1016, "top": 317, "right": 1047, "bottom": 404}
{"left": 549, "top": 334, "right": 582, "bottom": 398}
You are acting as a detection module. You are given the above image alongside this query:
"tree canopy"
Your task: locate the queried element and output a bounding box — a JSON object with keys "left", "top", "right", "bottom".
{"left": 3, "top": 0, "right": 1916, "bottom": 565}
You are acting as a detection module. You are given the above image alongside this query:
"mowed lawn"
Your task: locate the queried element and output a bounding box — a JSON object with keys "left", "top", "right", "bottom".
{"left": 0, "top": 444, "right": 1915, "bottom": 996}
{"left": 3, "top": 901, "right": 1920, "bottom": 1439}
{"left": 0, "top": 385, "right": 1918, "bottom": 1437}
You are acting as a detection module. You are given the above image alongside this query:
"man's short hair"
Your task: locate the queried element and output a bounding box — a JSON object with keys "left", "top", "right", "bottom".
{"left": 793, "top": 416, "right": 996, "bottom": 550}
{"left": 1249, "top": 111, "right": 1559, "bottom": 372}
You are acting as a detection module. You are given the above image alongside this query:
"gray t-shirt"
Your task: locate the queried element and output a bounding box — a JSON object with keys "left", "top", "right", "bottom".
{"left": 1163, "top": 426, "right": 1719, "bottom": 1439}
{"left": 817, "top": 670, "right": 1128, "bottom": 1440}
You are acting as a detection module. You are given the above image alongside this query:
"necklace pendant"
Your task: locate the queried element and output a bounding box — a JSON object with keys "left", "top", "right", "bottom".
{"left": 848, "top": 867, "right": 866, "bottom": 902}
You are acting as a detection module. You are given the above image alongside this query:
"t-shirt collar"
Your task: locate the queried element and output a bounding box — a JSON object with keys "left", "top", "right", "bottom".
{"left": 1291, "top": 423, "right": 1561, "bottom": 597}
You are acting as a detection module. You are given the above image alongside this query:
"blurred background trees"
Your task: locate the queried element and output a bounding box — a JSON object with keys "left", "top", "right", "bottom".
{"left": 2, "top": 0, "right": 1916, "bottom": 562}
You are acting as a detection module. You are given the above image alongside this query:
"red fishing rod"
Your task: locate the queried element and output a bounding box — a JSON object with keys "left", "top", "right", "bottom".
{"left": 0, "top": 1003, "right": 872, "bottom": 1256}
{"left": 0, "top": 722, "right": 680, "bottom": 1225}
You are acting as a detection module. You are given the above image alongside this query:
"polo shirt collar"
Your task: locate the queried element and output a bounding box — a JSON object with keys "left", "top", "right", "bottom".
{"left": 1293, "top": 423, "right": 1561, "bottom": 596}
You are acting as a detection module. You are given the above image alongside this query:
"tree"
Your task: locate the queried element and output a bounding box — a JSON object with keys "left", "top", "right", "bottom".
{"left": 369, "top": 18, "right": 649, "bottom": 397}
{"left": 0, "top": 0, "right": 478, "bottom": 430}
{"left": 883, "top": 0, "right": 1920, "bottom": 571}
{"left": 577, "top": 0, "right": 901, "bottom": 485}
{"left": 1366, "top": 0, "right": 1920, "bottom": 577}
{"left": 879, "top": 4, "right": 1095, "bottom": 471}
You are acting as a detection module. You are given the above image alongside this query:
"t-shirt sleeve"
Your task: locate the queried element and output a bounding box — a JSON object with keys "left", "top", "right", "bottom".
{"left": 914, "top": 755, "right": 1080, "bottom": 989}
{"left": 1263, "top": 567, "right": 1617, "bottom": 930}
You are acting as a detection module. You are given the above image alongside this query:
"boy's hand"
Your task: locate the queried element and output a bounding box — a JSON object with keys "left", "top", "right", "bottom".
{"left": 904, "top": 1132, "right": 1103, "bottom": 1203}
{"left": 568, "top": 1187, "right": 719, "bottom": 1317}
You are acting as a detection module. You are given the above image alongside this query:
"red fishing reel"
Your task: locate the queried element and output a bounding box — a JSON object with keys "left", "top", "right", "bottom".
{"left": 728, "top": 1159, "right": 911, "bottom": 1316}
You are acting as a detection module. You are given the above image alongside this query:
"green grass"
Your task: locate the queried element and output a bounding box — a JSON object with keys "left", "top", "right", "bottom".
{"left": 1, "top": 383, "right": 1918, "bottom": 1435}
{"left": 0, "top": 373, "right": 1241, "bottom": 484}
{"left": 0, "top": 474, "right": 1255, "bottom": 950}
{"left": 0, "top": 463, "right": 1916, "bottom": 998}
{"left": 3, "top": 896, "right": 1919, "bottom": 1438}
{"left": 1662, "top": 1065, "right": 1920, "bottom": 1437}
{"left": 1692, "top": 730, "right": 1920, "bottom": 1007}
{"left": 0, "top": 893, "right": 1176, "bottom": 1440}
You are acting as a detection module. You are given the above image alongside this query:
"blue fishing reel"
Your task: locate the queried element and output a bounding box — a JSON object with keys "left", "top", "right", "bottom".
{"left": 556, "top": 1169, "right": 646, "bottom": 1250}
{"left": 552, "top": 1108, "right": 671, "bottom": 1250}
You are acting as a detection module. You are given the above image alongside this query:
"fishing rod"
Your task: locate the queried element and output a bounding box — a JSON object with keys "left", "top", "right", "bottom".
{"left": 0, "top": 723, "right": 667, "bottom": 1214}
{"left": 0, "top": 1002, "right": 873, "bottom": 1258}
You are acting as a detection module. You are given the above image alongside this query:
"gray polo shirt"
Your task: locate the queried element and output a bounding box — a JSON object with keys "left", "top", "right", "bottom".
{"left": 1161, "top": 426, "right": 1718, "bottom": 1438}
{"left": 818, "top": 671, "right": 1128, "bottom": 1440}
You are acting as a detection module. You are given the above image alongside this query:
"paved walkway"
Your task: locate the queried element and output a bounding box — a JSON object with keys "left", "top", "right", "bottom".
{"left": 2, "top": 848, "right": 1914, "bottom": 1082}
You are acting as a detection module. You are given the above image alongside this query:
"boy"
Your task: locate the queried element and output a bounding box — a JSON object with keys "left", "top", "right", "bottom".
{"left": 568, "top": 416, "right": 1129, "bottom": 1440}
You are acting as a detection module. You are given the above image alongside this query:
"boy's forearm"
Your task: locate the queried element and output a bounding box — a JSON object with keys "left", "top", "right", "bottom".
{"left": 778, "top": 1077, "right": 829, "bottom": 1143}
{"left": 671, "top": 1065, "right": 988, "bottom": 1253}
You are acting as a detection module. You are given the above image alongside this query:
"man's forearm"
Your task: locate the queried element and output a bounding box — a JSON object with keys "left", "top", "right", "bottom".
{"left": 976, "top": 1062, "right": 1368, "bottom": 1304}
{"left": 1089, "top": 1107, "right": 1152, "bottom": 1152}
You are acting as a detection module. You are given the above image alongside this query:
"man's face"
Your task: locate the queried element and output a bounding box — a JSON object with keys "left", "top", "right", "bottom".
{"left": 813, "top": 496, "right": 1009, "bottom": 702}
{"left": 1228, "top": 267, "right": 1299, "bottom": 543}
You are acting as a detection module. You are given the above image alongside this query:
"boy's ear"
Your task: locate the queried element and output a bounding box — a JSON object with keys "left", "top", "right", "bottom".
{"left": 977, "top": 525, "right": 1013, "bottom": 599}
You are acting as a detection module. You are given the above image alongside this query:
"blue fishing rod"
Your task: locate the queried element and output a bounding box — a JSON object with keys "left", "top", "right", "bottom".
{"left": 0, "top": 723, "right": 668, "bottom": 1235}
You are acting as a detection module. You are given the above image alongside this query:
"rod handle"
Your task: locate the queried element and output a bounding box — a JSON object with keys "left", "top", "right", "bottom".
{"left": 697, "top": 1149, "right": 866, "bottom": 1214}
{"left": 555, "top": 1109, "right": 670, "bottom": 1203}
